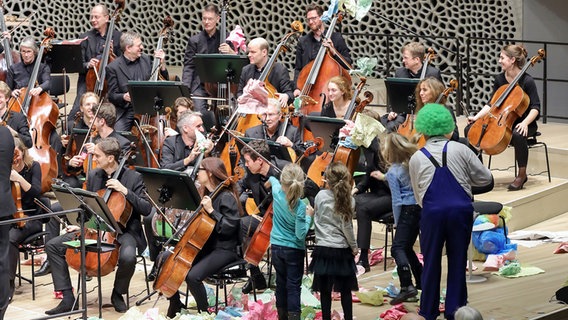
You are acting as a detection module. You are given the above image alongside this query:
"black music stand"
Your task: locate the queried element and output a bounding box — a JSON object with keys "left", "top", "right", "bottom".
{"left": 385, "top": 77, "right": 420, "bottom": 114}
{"left": 135, "top": 167, "right": 201, "bottom": 210}
{"left": 46, "top": 44, "right": 84, "bottom": 74}
{"left": 128, "top": 80, "right": 190, "bottom": 115}
{"left": 52, "top": 184, "right": 121, "bottom": 318}
{"left": 305, "top": 116, "right": 346, "bottom": 152}
{"left": 239, "top": 136, "right": 293, "bottom": 162}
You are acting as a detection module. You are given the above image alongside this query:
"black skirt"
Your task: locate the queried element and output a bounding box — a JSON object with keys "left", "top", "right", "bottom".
{"left": 309, "top": 246, "right": 359, "bottom": 292}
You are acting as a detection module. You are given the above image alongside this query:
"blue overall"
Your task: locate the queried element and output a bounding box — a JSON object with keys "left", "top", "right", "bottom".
{"left": 419, "top": 143, "right": 473, "bottom": 320}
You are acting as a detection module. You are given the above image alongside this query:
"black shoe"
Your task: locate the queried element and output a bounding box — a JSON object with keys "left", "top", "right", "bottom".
{"left": 45, "top": 300, "right": 77, "bottom": 315}
{"left": 508, "top": 177, "right": 528, "bottom": 191}
{"left": 34, "top": 260, "right": 52, "bottom": 277}
{"left": 147, "top": 263, "right": 158, "bottom": 282}
{"left": 167, "top": 297, "right": 186, "bottom": 318}
{"left": 111, "top": 289, "right": 127, "bottom": 313}
{"left": 390, "top": 285, "right": 418, "bottom": 305}
{"left": 242, "top": 275, "right": 267, "bottom": 294}
{"left": 357, "top": 260, "right": 371, "bottom": 273}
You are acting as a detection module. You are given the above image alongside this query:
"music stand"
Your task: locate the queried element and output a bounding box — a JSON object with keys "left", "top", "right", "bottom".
{"left": 305, "top": 116, "right": 346, "bottom": 152}
{"left": 238, "top": 136, "right": 293, "bottom": 162}
{"left": 134, "top": 167, "right": 201, "bottom": 210}
{"left": 385, "top": 77, "right": 420, "bottom": 114}
{"left": 128, "top": 80, "right": 191, "bottom": 115}
{"left": 46, "top": 44, "right": 84, "bottom": 74}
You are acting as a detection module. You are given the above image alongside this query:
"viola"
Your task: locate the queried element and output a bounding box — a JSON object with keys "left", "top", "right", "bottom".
{"left": 467, "top": 49, "right": 545, "bottom": 155}
{"left": 61, "top": 111, "right": 84, "bottom": 177}
{"left": 295, "top": 12, "right": 352, "bottom": 116}
{"left": 154, "top": 168, "right": 243, "bottom": 298}
{"left": 0, "top": 0, "right": 21, "bottom": 82}
{"left": 85, "top": 0, "right": 125, "bottom": 97}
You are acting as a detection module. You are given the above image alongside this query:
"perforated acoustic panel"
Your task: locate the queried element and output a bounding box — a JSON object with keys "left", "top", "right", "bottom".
{"left": 3, "top": 0, "right": 521, "bottom": 111}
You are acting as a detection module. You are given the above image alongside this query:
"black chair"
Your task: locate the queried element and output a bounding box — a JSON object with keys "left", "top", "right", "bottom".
{"left": 125, "top": 253, "right": 151, "bottom": 309}
{"left": 17, "top": 231, "right": 49, "bottom": 300}
{"left": 487, "top": 132, "right": 551, "bottom": 182}
{"left": 204, "top": 259, "right": 257, "bottom": 313}
{"left": 377, "top": 212, "right": 395, "bottom": 271}
{"left": 49, "top": 74, "right": 71, "bottom": 109}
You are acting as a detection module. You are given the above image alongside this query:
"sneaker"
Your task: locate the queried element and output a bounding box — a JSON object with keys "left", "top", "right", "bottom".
{"left": 389, "top": 285, "right": 418, "bottom": 305}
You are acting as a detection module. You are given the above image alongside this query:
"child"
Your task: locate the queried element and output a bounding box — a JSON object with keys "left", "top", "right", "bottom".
{"left": 409, "top": 103, "right": 493, "bottom": 320}
{"left": 310, "top": 162, "right": 358, "bottom": 320}
{"left": 382, "top": 133, "right": 422, "bottom": 305}
{"left": 269, "top": 163, "right": 313, "bottom": 320}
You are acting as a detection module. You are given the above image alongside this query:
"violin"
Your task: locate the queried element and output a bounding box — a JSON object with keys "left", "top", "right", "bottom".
{"left": 295, "top": 12, "right": 352, "bottom": 115}
{"left": 154, "top": 168, "right": 243, "bottom": 298}
{"left": 85, "top": 0, "right": 125, "bottom": 97}
{"left": 61, "top": 111, "right": 83, "bottom": 176}
{"left": 467, "top": 49, "right": 545, "bottom": 155}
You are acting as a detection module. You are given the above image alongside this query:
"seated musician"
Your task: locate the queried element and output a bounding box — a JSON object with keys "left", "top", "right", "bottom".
{"left": 321, "top": 75, "right": 352, "bottom": 119}
{"left": 244, "top": 98, "right": 304, "bottom": 159}
{"left": 0, "top": 81, "right": 32, "bottom": 148}
{"left": 44, "top": 137, "right": 152, "bottom": 314}
{"left": 7, "top": 138, "right": 45, "bottom": 299}
{"left": 66, "top": 102, "right": 132, "bottom": 172}
{"left": 6, "top": 37, "right": 50, "bottom": 98}
{"left": 382, "top": 42, "right": 443, "bottom": 132}
{"left": 466, "top": 44, "right": 540, "bottom": 191}
{"left": 163, "top": 97, "right": 194, "bottom": 138}
{"left": 160, "top": 110, "right": 214, "bottom": 171}
{"left": 415, "top": 77, "right": 460, "bottom": 142}
{"left": 164, "top": 157, "right": 243, "bottom": 318}
{"left": 237, "top": 37, "right": 294, "bottom": 108}
{"left": 106, "top": 30, "right": 168, "bottom": 131}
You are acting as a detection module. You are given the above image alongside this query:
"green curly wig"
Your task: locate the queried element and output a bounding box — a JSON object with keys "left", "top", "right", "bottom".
{"left": 415, "top": 103, "right": 455, "bottom": 137}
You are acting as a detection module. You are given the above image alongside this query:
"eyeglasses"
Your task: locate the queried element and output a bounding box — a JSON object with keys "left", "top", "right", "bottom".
{"left": 306, "top": 16, "right": 320, "bottom": 22}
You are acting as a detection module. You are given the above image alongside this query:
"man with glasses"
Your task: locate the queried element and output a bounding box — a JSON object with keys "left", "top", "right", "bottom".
{"left": 182, "top": 4, "right": 235, "bottom": 121}
{"left": 293, "top": 3, "right": 352, "bottom": 97}
{"left": 237, "top": 37, "right": 294, "bottom": 109}
{"left": 67, "top": 4, "right": 123, "bottom": 129}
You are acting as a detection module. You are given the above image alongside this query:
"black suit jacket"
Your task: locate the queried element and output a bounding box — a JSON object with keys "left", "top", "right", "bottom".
{"left": 182, "top": 29, "right": 222, "bottom": 95}
{"left": 106, "top": 54, "right": 168, "bottom": 118}
{"left": 0, "top": 126, "right": 16, "bottom": 218}
{"left": 394, "top": 65, "right": 443, "bottom": 83}
{"left": 5, "top": 111, "right": 32, "bottom": 148}
{"left": 160, "top": 135, "right": 194, "bottom": 171}
{"left": 79, "top": 28, "right": 123, "bottom": 75}
{"left": 244, "top": 122, "right": 305, "bottom": 157}
{"left": 237, "top": 62, "right": 294, "bottom": 103}
{"left": 86, "top": 167, "right": 152, "bottom": 251}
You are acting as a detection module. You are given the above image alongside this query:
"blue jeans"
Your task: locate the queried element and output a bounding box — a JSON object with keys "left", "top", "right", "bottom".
{"left": 271, "top": 244, "right": 305, "bottom": 312}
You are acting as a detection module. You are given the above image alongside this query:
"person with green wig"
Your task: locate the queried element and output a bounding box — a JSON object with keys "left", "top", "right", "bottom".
{"left": 408, "top": 103, "right": 493, "bottom": 320}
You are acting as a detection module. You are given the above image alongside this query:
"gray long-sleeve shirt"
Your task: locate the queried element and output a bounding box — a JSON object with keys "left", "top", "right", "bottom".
{"left": 313, "top": 189, "right": 357, "bottom": 251}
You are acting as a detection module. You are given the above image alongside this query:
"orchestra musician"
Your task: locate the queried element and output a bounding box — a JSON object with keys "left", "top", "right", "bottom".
{"left": 466, "top": 44, "right": 541, "bottom": 191}
{"left": 67, "top": 4, "right": 123, "bottom": 130}
{"left": 321, "top": 75, "right": 352, "bottom": 118}
{"left": 163, "top": 96, "right": 194, "bottom": 138}
{"left": 7, "top": 138, "right": 44, "bottom": 300}
{"left": 44, "top": 137, "right": 152, "bottom": 314}
{"left": 415, "top": 77, "right": 460, "bottom": 142}
{"left": 382, "top": 42, "right": 443, "bottom": 132}
{"left": 293, "top": 3, "right": 352, "bottom": 97}
{"left": 182, "top": 4, "right": 235, "bottom": 117}
{"left": 0, "top": 126, "right": 15, "bottom": 320}
{"left": 237, "top": 37, "right": 294, "bottom": 108}
{"left": 165, "top": 157, "right": 243, "bottom": 318}
{"left": 106, "top": 31, "right": 168, "bottom": 132}
{"left": 6, "top": 37, "right": 50, "bottom": 98}
{"left": 0, "top": 81, "right": 32, "bottom": 148}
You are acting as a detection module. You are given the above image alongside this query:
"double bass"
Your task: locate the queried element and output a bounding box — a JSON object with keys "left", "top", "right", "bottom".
{"left": 85, "top": 0, "right": 125, "bottom": 97}
{"left": 467, "top": 49, "right": 545, "bottom": 155}
{"left": 9, "top": 28, "right": 59, "bottom": 194}
{"left": 295, "top": 12, "right": 352, "bottom": 115}
{"left": 0, "top": 0, "right": 20, "bottom": 82}
{"left": 153, "top": 169, "right": 243, "bottom": 298}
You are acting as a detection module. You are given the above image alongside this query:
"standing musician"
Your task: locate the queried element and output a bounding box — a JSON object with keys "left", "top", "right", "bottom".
{"left": 293, "top": 3, "right": 352, "bottom": 98}
{"left": 67, "top": 4, "right": 123, "bottom": 131}
{"left": 160, "top": 111, "right": 214, "bottom": 171}
{"left": 7, "top": 138, "right": 43, "bottom": 299}
{"left": 0, "top": 126, "right": 15, "bottom": 320}
{"left": 382, "top": 42, "right": 444, "bottom": 131}
{"left": 165, "top": 157, "right": 243, "bottom": 318}
{"left": 244, "top": 98, "right": 305, "bottom": 160}
{"left": 182, "top": 4, "right": 235, "bottom": 116}
{"left": 237, "top": 37, "right": 294, "bottom": 108}
{"left": 0, "top": 81, "right": 32, "bottom": 147}
{"left": 44, "top": 137, "right": 152, "bottom": 315}
{"left": 6, "top": 37, "right": 50, "bottom": 98}
{"left": 466, "top": 44, "right": 540, "bottom": 191}
{"left": 106, "top": 31, "right": 168, "bottom": 132}
{"left": 66, "top": 102, "right": 131, "bottom": 171}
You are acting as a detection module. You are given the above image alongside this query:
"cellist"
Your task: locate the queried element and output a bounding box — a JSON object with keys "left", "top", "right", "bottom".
{"left": 67, "top": 4, "right": 123, "bottom": 131}
{"left": 44, "top": 137, "right": 152, "bottom": 315}
{"left": 293, "top": 3, "right": 351, "bottom": 98}
{"left": 164, "top": 157, "right": 243, "bottom": 318}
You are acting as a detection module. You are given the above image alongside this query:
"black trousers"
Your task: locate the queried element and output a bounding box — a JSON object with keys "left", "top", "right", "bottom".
{"left": 0, "top": 220, "right": 11, "bottom": 318}
{"left": 8, "top": 219, "right": 43, "bottom": 283}
{"left": 355, "top": 192, "right": 392, "bottom": 250}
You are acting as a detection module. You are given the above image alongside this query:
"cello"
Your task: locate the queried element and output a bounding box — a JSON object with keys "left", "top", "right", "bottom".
{"left": 153, "top": 169, "right": 243, "bottom": 298}
{"left": 0, "top": 0, "right": 20, "bottom": 82}
{"left": 85, "top": 0, "right": 125, "bottom": 97}
{"left": 10, "top": 28, "right": 59, "bottom": 194}
{"left": 295, "top": 11, "right": 352, "bottom": 115}
{"left": 467, "top": 49, "right": 545, "bottom": 155}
